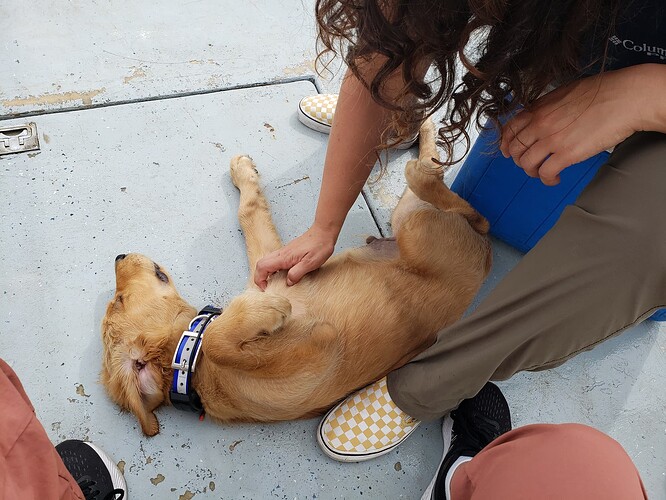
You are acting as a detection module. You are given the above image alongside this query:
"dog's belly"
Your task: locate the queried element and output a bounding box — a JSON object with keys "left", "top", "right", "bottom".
{"left": 364, "top": 236, "right": 399, "bottom": 259}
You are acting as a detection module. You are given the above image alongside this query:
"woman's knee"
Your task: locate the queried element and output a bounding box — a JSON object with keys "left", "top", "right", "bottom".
{"left": 465, "top": 423, "right": 647, "bottom": 499}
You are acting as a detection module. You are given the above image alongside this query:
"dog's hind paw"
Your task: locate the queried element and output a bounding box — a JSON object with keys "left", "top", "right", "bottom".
{"left": 230, "top": 155, "right": 259, "bottom": 188}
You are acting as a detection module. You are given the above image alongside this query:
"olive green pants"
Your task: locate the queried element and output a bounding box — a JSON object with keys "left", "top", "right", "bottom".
{"left": 388, "top": 132, "right": 666, "bottom": 420}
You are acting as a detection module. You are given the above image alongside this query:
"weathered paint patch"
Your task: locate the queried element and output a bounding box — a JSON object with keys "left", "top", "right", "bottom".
{"left": 2, "top": 88, "right": 105, "bottom": 107}
{"left": 75, "top": 384, "right": 90, "bottom": 397}
{"left": 369, "top": 182, "right": 400, "bottom": 208}
{"left": 150, "top": 473, "right": 165, "bottom": 485}
{"left": 188, "top": 59, "right": 220, "bottom": 66}
{"left": 122, "top": 66, "right": 147, "bottom": 84}
{"left": 283, "top": 60, "right": 315, "bottom": 76}
{"left": 179, "top": 490, "right": 195, "bottom": 500}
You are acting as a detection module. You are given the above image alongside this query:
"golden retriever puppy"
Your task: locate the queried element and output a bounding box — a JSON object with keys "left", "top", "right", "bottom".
{"left": 101, "top": 120, "right": 491, "bottom": 436}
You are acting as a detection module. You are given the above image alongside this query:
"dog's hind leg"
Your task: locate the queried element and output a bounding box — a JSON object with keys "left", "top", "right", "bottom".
{"left": 392, "top": 120, "right": 492, "bottom": 280}
{"left": 390, "top": 119, "right": 448, "bottom": 233}
{"left": 402, "top": 120, "right": 489, "bottom": 234}
{"left": 230, "top": 156, "right": 283, "bottom": 281}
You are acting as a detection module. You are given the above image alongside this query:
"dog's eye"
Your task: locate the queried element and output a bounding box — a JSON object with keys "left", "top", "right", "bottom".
{"left": 154, "top": 263, "right": 169, "bottom": 283}
{"left": 117, "top": 295, "right": 124, "bottom": 304}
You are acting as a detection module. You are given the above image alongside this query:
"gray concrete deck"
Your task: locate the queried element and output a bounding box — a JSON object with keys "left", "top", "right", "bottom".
{"left": 1, "top": 2, "right": 664, "bottom": 498}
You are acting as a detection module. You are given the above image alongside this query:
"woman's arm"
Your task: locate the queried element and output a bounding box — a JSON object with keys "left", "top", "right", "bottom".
{"left": 254, "top": 59, "right": 404, "bottom": 290}
{"left": 500, "top": 64, "right": 666, "bottom": 185}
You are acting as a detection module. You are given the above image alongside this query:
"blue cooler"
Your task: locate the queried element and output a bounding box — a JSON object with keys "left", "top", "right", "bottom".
{"left": 451, "top": 123, "right": 666, "bottom": 321}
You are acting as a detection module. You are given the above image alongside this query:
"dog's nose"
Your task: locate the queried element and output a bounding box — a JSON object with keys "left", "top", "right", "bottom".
{"left": 115, "top": 254, "right": 127, "bottom": 262}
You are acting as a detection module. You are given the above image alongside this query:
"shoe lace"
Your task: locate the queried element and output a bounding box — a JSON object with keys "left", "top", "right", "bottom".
{"left": 77, "top": 476, "right": 100, "bottom": 499}
{"left": 104, "top": 489, "right": 125, "bottom": 500}
{"left": 77, "top": 476, "right": 125, "bottom": 500}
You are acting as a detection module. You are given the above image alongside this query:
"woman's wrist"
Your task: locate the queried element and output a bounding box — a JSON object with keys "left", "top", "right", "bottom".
{"left": 628, "top": 64, "right": 666, "bottom": 134}
{"left": 311, "top": 217, "right": 343, "bottom": 241}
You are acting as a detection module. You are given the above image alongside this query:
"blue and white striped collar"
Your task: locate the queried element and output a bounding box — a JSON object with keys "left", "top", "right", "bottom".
{"left": 169, "top": 305, "right": 221, "bottom": 413}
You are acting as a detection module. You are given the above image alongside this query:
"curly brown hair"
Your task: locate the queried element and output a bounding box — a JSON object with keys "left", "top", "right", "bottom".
{"left": 315, "top": 0, "right": 623, "bottom": 164}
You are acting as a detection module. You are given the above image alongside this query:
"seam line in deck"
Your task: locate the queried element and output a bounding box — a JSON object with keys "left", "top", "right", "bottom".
{"left": 0, "top": 75, "right": 320, "bottom": 121}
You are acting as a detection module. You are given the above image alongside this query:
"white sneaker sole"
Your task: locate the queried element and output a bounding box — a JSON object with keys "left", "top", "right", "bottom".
{"left": 420, "top": 416, "right": 453, "bottom": 500}
{"left": 297, "top": 105, "right": 333, "bottom": 134}
{"left": 85, "top": 441, "right": 128, "bottom": 499}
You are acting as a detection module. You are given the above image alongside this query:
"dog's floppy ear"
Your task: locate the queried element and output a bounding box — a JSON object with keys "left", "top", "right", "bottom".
{"left": 101, "top": 332, "right": 168, "bottom": 436}
{"left": 202, "top": 290, "right": 292, "bottom": 369}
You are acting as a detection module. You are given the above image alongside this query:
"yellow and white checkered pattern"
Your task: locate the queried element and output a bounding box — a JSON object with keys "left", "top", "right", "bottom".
{"left": 298, "top": 94, "right": 338, "bottom": 132}
{"left": 318, "top": 377, "right": 420, "bottom": 460}
{"left": 297, "top": 93, "right": 419, "bottom": 148}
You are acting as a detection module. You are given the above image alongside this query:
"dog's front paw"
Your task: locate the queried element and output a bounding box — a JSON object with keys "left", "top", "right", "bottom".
{"left": 230, "top": 155, "right": 259, "bottom": 188}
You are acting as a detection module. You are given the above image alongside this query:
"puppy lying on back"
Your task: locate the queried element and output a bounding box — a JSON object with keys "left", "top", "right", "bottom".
{"left": 101, "top": 120, "right": 491, "bottom": 436}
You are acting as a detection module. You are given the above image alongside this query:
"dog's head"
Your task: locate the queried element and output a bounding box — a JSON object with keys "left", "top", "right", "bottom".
{"left": 101, "top": 253, "right": 196, "bottom": 436}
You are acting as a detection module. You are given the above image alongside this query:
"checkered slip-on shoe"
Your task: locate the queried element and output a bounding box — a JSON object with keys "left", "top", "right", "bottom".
{"left": 298, "top": 94, "right": 337, "bottom": 134}
{"left": 317, "top": 377, "right": 420, "bottom": 462}
{"left": 298, "top": 94, "right": 418, "bottom": 149}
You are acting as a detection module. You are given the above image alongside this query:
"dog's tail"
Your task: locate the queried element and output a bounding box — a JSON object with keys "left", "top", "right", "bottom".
{"left": 406, "top": 119, "right": 490, "bottom": 235}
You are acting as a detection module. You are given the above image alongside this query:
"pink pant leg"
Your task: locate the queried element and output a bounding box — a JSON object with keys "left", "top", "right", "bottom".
{"left": 450, "top": 423, "right": 647, "bottom": 500}
{"left": 0, "top": 359, "right": 84, "bottom": 500}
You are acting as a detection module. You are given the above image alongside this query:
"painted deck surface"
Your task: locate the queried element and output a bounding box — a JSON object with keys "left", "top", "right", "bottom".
{"left": 1, "top": 1, "right": 664, "bottom": 498}
{"left": 0, "top": 0, "right": 323, "bottom": 117}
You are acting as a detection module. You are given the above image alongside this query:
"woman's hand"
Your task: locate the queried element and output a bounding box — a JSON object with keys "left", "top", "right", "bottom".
{"left": 254, "top": 225, "right": 337, "bottom": 290}
{"left": 500, "top": 66, "right": 651, "bottom": 185}
{"left": 254, "top": 62, "right": 404, "bottom": 291}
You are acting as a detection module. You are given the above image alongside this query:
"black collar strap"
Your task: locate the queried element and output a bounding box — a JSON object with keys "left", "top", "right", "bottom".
{"left": 169, "top": 305, "right": 222, "bottom": 413}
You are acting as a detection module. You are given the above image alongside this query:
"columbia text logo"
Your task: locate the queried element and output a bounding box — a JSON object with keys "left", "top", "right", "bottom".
{"left": 609, "top": 36, "right": 666, "bottom": 60}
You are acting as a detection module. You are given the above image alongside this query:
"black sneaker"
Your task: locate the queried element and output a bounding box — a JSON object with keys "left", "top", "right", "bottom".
{"left": 421, "top": 382, "right": 512, "bottom": 500}
{"left": 55, "top": 440, "right": 127, "bottom": 500}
